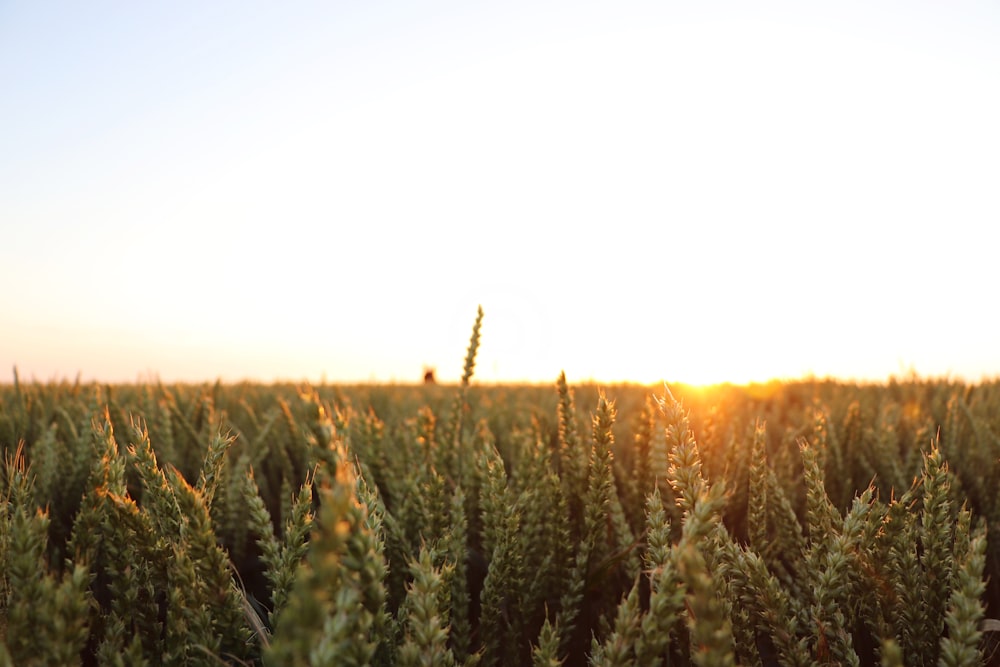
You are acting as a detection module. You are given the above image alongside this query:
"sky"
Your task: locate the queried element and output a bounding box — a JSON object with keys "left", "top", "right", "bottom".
{"left": 2, "top": 1, "right": 999, "bottom": 386}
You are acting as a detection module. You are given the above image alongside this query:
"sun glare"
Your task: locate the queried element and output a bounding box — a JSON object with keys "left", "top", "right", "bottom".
{"left": 642, "top": 361, "right": 775, "bottom": 390}
{"left": 1, "top": 4, "right": 998, "bottom": 386}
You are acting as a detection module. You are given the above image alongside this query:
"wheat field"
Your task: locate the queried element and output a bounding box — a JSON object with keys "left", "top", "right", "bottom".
{"left": 1, "top": 308, "right": 999, "bottom": 666}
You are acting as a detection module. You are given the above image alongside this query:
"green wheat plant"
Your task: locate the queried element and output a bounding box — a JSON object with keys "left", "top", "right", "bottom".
{"left": 0, "top": 310, "right": 998, "bottom": 665}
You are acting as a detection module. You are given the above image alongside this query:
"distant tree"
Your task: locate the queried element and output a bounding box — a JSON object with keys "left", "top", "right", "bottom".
{"left": 423, "top": 367, "right": 436, "bottom": 384}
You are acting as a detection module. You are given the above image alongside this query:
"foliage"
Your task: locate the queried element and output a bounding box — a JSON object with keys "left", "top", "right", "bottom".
{"left": 1, "top": 314, "right": 1000, "bottom": 665}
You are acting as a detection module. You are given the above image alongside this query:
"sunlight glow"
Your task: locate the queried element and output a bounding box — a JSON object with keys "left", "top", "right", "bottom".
{"left": 2, "top": 2, "right": 999, "bottom": 385}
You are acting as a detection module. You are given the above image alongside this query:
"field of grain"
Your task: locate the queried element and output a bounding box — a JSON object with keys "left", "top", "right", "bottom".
{"left": 2, "top": 312, "right": 999, "bottom": 666}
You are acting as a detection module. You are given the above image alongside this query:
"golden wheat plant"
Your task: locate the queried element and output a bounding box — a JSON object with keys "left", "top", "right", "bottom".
{"left": 1, "top": 311, "right": 1000, "bottom": 665}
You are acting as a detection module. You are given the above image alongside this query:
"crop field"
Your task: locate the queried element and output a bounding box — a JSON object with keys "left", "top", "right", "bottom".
{"left": 2, "top": 311, "right": 999, "bottom": 666}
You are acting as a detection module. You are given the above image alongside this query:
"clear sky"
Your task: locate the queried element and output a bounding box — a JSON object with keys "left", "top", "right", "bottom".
{"left": 2, "top": 1, "right": 999, "bottom": 386}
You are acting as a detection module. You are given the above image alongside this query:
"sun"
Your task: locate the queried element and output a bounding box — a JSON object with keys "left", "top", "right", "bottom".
{"left": 557, "top": 355, "right": 770, "bottom": 389}
{"left": 585, "top": 333, "right": 811, "bottom": 388}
